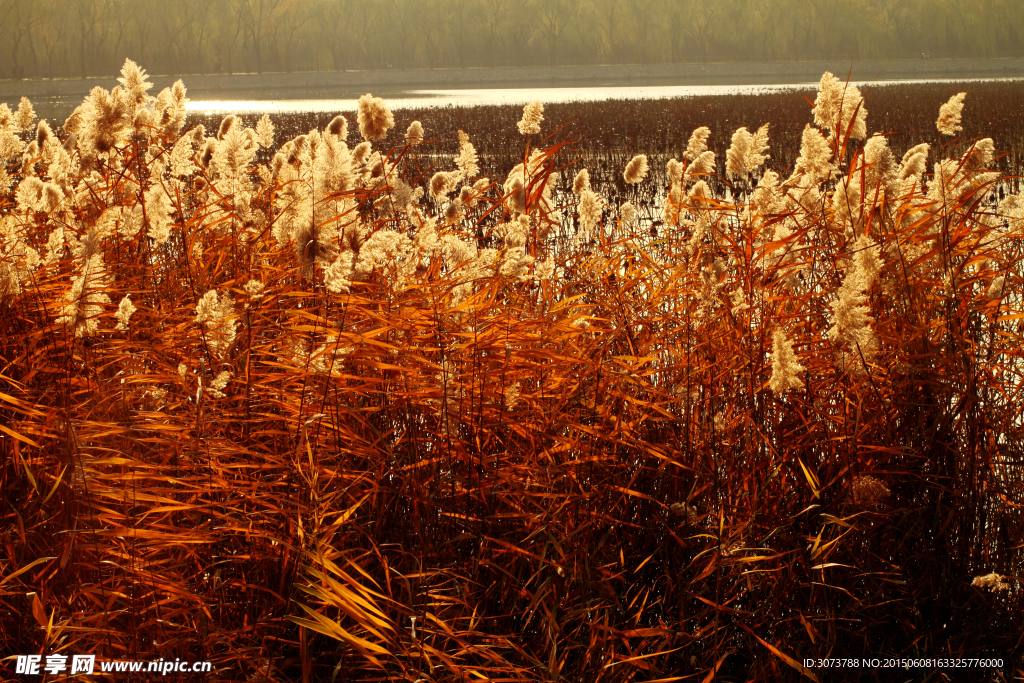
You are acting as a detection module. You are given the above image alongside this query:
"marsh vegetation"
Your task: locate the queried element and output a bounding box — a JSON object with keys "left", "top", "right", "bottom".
{"left": 1, "top": 62, "right": 1022, "bottom": 681}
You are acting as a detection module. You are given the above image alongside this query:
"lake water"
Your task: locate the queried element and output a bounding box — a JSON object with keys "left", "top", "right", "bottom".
{"left": 184, "top": 77, "right": 1021, "bottom": 116}
{"left": 17, "top": 76, "right": 1023, "bottom": 123}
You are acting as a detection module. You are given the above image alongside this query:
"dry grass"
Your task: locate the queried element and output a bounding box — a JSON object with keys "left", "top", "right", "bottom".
{"left": 2, "top": 64, "right": 1023, "bottom": 682}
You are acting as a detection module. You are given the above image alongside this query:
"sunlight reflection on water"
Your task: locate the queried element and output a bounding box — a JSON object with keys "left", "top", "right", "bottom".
{"left": 185, "top": 84, "right": 813, "bottom": 115}
{"left": 183, "top": 78, "right": 1022, "bottom": 116}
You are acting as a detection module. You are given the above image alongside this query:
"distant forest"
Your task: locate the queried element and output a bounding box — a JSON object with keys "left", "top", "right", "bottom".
{"left": 1, "top": 0, "right": 1022, "bottom": 80}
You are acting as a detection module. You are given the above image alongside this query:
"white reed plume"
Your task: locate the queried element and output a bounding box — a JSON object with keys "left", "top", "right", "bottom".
{"left": 572, "top": 168, "right": 590, "bottom": 195}
{"left": 725, "top": 124, "right": 769, "bottom": 181}
{"left": 769, "top": 329, "right": 805, "bottom": 394}
{"left": 406, "top": 120, "right": 424, "bottom": 145}
{"left": 971, "top": 573, "right": 1010, "bottom": 592}
{"left": 503, "top": 150, "right": 556, "bottom": 218}
{"left": 662, "top": 185, "right": 683, "bottom": 229}
{"left": 206, "top": 371, "right": 232, "bottom": 399}
{"left": 827, "top": 236, "right": 883, "bottom": 371}
{"left": 144, "top": 184, "right": 174, "bottom": 245}
{"left": 353, "top": 229, "right": 414, "bottom": 283}
{"left": 15, "top": 97, "right": 35, "bottom": 132}
{"left": 726, "top": 131, "right": 751, "bottom": 183}
{"left": 619, "top": 202, "right": 637, "bottom": 227}
{"left": 15, "top": 177, "right": 63, "bottom": 214}
{"left": 859, "top": 134, "right": 897, "bottom": 199}
{"left": 499, "top": 243, "right": 534, "bottom": 281}
{"left": 749, "top": 170, "right": 785, "bottom": 217}
{"left": 683, "top": 151, "right": 716, "bottom": 186}
{"left": 495, "top": 216, "right": 528, "bottom": 248}
{"left": 56, "top": 253, "right": 111, "bottom": 337}
{"left": 308, "top": 337, "right": 353, "bottom": 375}
{"left": 169, "top": 129, "right": 199, "bottom": 177}
{"left": 325, "top": 251, "right": 355, "bottom": 293}
{"left": 117, "top": 59, "right": 154, "bottom": 108}
{"left": 687, "top": 179, "right": 713, "bottom": 207}
{"left": 729, "top": 287, "right": 749, "bottom": 314}
{"left": 684, "top": 127, "right": 711, "bottom": 161}
{"left": 533, "top": 258, "right": 558, "bottom": 282}
{"left": 357, "top": 94, "right": 394, "bottom": 142}
{"left": 313, "top": 127, "right": 356, "bottom": 197}
{"left": 504, "top": 382, "right": 521, "bottom": 410}
{"left": 352, "top": 141, "right": 371, "bottom": 166}
{"left": 987, "top": 276, "right": 1005, "bottom": 300}
{"left": 897, "top": 143, "right": 929, "bottom": 184}
{"left": 195, "top": 289, "right": 238, "bottom": 358}
{"left": 256, "top": 114, "right": 276, "bottom": 147}
{"left": 814, "top": 72, "right": 867, "bottom": 140}
{"left": 430, "top": 170, "right": 461, "bottom": 201}
{"left": 577, "top": 189, "right": 602, "bottom": 241}
{"left": 114, "top": 294, "right": 137, "bottom": 332}
{"left": 34, "top": 127, "right": 74, "bottom": 185}
{"left": 661, "top": 158, "right": 680, "bottom": 193}
{"left": 937, "top": 93, "right": 966, "bottom": 136}
{"left": 0, "top": 215, "right": 41, "bottom": 300}
{"left": 74, "top": 86, "right": 131, "bottom": 156}
{"left": 998, "top": 189, "right": 1024, "bottom": 236}
{"left": 0, "top": 103, "right": 13, "bottom": 132}
{"left": 243, "top": 279, "right": 265, "bottom": 300}
{"left": 623, "top": 154, "right": 649, "bottom": 184}
{"left": 325, "top": 114, "right": 347, "bottom": 141}
{"left": 455, "top": 184, "right": 477, "bottom": 209}
{"left": 455, "top": 130, "right": 479, "bottom": 179}
{"left": 926, "top": 139, "right": 997, "bottom": 205}
{"left": 151, "top": 80, "right": 188, "bottom": 136}
{"left": 517, "top": 100, "right": 543, "bottom": 135}
{"left": 35, "top": 119, "right": 52, "bottom": 147}
{"left": 791, "top": 124, "right": 835, "bottom": 185}
{"left": 0, "top": 110, "right": 24, "bottom": 162}
{"left": 292, "top": 218, "right": 340, "bottom": 281}
{"left": 960, "top": 137, "right": 995, "bottom": 174}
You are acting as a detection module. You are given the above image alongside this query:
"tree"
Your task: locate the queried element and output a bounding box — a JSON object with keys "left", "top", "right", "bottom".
{"left": 72, "top": 0, "right": 111, "bottom": 78}
{"left": 273, "top": 0, "right": 314, "bottom": 72}
{"left": 468, "top": 0, "right": 514, "bottom": 67}
{"left": 4, "top": 0, "right": 45, "bottom": 79}
{"left": 534, "top": 0, "right": 577, "bottom": 66}
{"left": 233, "top": 0, "right": 287, "bottom": 73}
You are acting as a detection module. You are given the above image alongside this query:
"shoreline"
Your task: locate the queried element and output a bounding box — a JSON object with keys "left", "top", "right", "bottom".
{"left": 2, "top": 58, "right": 1023, "bottom": 100}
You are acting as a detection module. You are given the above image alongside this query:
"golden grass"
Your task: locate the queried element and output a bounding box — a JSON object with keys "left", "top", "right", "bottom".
{"left": 1, "top": 64, "right": 1022, "bottom": 681}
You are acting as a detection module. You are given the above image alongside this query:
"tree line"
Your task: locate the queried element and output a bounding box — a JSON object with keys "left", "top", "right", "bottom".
{"left": 1, "top": 0, "right": 1021, "bottom": 80}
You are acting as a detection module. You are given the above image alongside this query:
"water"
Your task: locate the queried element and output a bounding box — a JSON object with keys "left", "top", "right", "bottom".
{"left": 185, "top": 77, "right": 1021, "bottom": 115}
{"left": 16, "top": 76, "right": 1024, "bottom": 123}
{"left": 185, "top": 83, "right": 813, "bottom": 116}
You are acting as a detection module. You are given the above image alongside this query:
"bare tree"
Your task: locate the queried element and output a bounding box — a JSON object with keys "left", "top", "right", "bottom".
{"left": 5, "top": 0, "right": 45, "bottom": 79}
{"left": 233, "top": 0, "right": 286, "bottom": 73}
{"left": 468, "top": 0, "right": 514, "bottom": 67}
{"left": 534, "top": 0, "right": 577, "bottom": 66}
{"left": 72, "top": 0, "right": 111, "bottom": 78}
{"left": 274, "top": 0, "right": 314, "bottom": 72}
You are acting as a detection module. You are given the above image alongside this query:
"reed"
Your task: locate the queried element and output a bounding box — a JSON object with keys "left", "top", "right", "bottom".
{"left": 1, "top": 62, "right": 1022, "bottom": 682}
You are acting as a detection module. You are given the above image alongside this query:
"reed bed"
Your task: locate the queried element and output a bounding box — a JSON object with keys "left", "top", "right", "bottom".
{"left": 2, "top": 62, "right": 1023, "bottom": 682}
{"left": 218, "top": 81, "right": 1024, "bottom": 198}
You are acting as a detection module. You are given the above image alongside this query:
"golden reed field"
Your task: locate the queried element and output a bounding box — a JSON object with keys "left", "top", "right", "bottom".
{"left": 1, "top": 61, "right": 1022, "bottom": 681}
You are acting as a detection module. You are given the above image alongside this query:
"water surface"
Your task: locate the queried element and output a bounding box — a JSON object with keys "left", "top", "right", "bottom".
{"left": 184, "top": 78, "right": 1021, "bottom": 116}
{"left": 17, "top": 76, "right": 1024, "bottom": 123}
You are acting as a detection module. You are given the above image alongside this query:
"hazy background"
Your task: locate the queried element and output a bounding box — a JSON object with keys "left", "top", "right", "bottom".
{"left": 1, "top": 0, "right": 1022, "bottom": 80}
